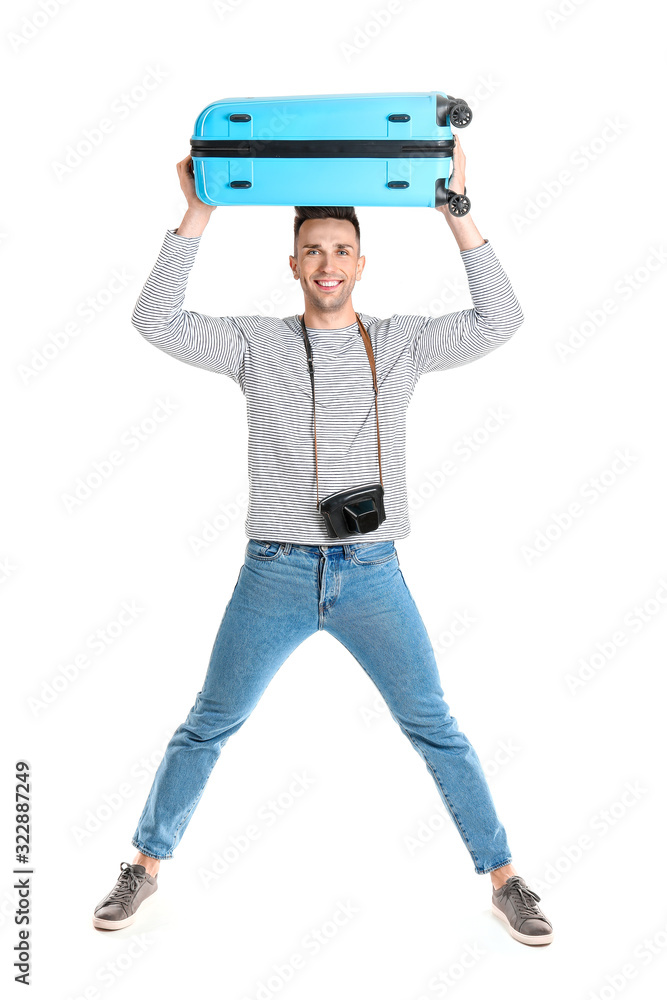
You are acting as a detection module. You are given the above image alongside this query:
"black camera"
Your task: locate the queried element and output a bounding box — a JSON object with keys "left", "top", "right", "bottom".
{"left": 319, "top": 483, "right": 386, "bottom": 539}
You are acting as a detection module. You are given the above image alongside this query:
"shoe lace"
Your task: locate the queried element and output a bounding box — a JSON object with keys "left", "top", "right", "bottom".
{"left": 107, "top": 862, "right": 143, "bottom": 905}
{"left": 502, "top": 877, "right": 542, "bottom": 918}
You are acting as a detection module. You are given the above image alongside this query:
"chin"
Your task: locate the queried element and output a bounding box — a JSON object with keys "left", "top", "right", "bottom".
{"left": 310, "top": 294, "right": 345, "bottom": 307}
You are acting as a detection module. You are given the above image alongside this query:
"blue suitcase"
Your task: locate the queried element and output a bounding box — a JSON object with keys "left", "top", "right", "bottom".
{"left": 190, "top": 91, "right": 472, "bottom": 213}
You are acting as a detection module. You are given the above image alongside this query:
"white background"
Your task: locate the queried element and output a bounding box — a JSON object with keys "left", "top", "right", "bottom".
{"left": 2, "top": 1, "right": 666, "bottom": 997}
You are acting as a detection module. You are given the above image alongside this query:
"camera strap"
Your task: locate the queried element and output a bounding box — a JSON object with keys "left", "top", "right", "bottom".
{"left": 299, "top": 312, "right": 383, "bottom": 510}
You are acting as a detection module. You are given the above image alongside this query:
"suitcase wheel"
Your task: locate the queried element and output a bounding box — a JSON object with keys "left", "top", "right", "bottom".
{"left": 445, "top": 187, "right": 470, "bottom": 218}
{"left": 435, "top": 180, "right": 472, "bottom": 216}
{"left": 449, "top": 101, "right": 472, "bottom": 128}
{"left": 447, "top": 191, "right": 471, "bottom": 217}
{"left": 437, "top": 96, "right": 473, "bottom": 129}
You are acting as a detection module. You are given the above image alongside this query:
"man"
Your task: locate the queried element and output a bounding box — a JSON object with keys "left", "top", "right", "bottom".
{"left": 92, "top": 138, "right": 553, "bottom": 946}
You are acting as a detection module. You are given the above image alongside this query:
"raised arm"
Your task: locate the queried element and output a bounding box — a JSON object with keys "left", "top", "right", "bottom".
{"left": 399, "top": 136, "right": 524, "bottom": 380}
{"left": 131, "top": 156, "right": 251, "bottom": 387}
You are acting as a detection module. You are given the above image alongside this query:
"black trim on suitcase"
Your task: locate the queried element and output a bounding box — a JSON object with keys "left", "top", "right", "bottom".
{"left": 190, "top": 138, "right": 456, "bottom": 159}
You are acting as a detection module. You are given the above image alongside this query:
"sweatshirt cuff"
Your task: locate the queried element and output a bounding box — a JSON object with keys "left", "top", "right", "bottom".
{"left": 160, "top": 227, "right": 203, "bottom": 265}
{"left": 165, "top": 226, "right": 202, "bottom": 243}
{"left": 459, "top": 237, "right": 491, "bottom": 259}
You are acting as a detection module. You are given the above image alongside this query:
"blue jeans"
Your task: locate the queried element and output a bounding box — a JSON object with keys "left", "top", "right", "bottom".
{"left": 131, "top": 538, "right": 512, "bottom": 874}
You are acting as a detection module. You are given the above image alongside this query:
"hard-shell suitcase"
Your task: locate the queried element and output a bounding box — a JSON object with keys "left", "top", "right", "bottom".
{"left": 190, "top": 91, "right": 472, "bottom": 213}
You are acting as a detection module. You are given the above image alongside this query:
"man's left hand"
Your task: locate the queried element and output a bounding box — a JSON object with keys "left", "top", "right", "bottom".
{"left": 435, "top": 134, "right": 466, "bottom": 214}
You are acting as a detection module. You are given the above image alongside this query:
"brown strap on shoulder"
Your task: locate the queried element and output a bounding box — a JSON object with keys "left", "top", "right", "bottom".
{"left": 355, "top": 312, "right": 383, "bottom": 488}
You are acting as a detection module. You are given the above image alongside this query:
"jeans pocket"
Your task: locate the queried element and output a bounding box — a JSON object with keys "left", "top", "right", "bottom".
{"left": 350, "top": 540, "right": 397, "bottom": 566}
{"left": 246, "top": 538, "right": 286, "bottom": 561}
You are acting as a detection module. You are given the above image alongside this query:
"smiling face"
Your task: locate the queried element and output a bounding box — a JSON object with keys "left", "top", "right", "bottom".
{"left": 289, "top": 217, "right": 365, "bottom": 324}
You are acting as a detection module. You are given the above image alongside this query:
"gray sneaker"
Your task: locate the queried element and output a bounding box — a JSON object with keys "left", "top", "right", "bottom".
{"left": 491, "top": 875, "right": 553, "bottom": 946}
{"left": 93, "top": 861, "right": 158, "bottom": 930}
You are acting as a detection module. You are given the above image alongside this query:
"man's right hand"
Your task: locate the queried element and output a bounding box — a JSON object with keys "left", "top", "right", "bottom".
{"left": 175, "top": 155, "right": 216, "bottom": 237}
{"left": 177, "top": 155, "right": 216, "bottom": 213}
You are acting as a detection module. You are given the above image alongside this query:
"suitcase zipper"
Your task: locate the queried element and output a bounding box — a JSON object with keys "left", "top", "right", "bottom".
{"left": 190, "top": 138, "right": 455, "bottom": 159}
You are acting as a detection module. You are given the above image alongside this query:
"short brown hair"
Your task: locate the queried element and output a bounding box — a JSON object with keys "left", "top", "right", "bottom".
{"left": 293, "top": 206, "right": 361, "bottom": 257}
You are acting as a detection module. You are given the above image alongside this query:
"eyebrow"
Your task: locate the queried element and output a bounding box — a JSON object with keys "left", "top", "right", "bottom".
{"left": 301, "top": 242, "right": 355, "bottom": 250}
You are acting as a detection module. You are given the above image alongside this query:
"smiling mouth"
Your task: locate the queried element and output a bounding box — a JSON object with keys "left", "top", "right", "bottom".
{"left": 314, "top": 279, "right": 343, "bottom": 288}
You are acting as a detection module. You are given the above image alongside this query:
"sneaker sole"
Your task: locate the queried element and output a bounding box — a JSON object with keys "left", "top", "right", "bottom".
{"left": 92, "top": 888, "right": 157, "bottom": 930}
{"left": 491, "top": 901, "right": 554, "bottom": 946}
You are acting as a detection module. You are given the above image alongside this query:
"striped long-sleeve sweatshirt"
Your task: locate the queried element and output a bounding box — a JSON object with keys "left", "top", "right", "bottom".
{"left": 131, "top": 227, "right": 524, "bottom": 545}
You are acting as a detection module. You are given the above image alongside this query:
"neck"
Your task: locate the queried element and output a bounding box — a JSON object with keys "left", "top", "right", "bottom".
{"left": 301, "top": 304, "right": 359, "bottom": 329}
